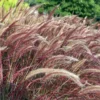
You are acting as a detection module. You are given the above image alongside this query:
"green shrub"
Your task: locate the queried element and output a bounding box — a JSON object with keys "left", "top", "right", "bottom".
{"left": 25, "top": 0, "right": 100, "bottom": 18}
{"left": 24, "top": 0, "right": 37, "bottom": 6}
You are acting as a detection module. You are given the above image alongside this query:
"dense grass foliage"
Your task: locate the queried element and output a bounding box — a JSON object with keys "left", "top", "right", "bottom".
{"left": 25, "top": 0, "right": 100, "bottom": 18}
{"left": 0, "top": 1, "right": 100, "bottom": 100}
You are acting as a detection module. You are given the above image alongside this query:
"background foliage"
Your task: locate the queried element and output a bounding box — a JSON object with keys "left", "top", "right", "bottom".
{"left": 25, "top": 0, "right": 100, "bottom": 18}
{"left": 0, "top": 0, "right": 29, "bottom": 11}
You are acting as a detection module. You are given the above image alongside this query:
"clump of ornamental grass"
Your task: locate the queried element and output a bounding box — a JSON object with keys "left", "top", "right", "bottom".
{"left": 0, "top": 2, "right": 100, "bottom": 100}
